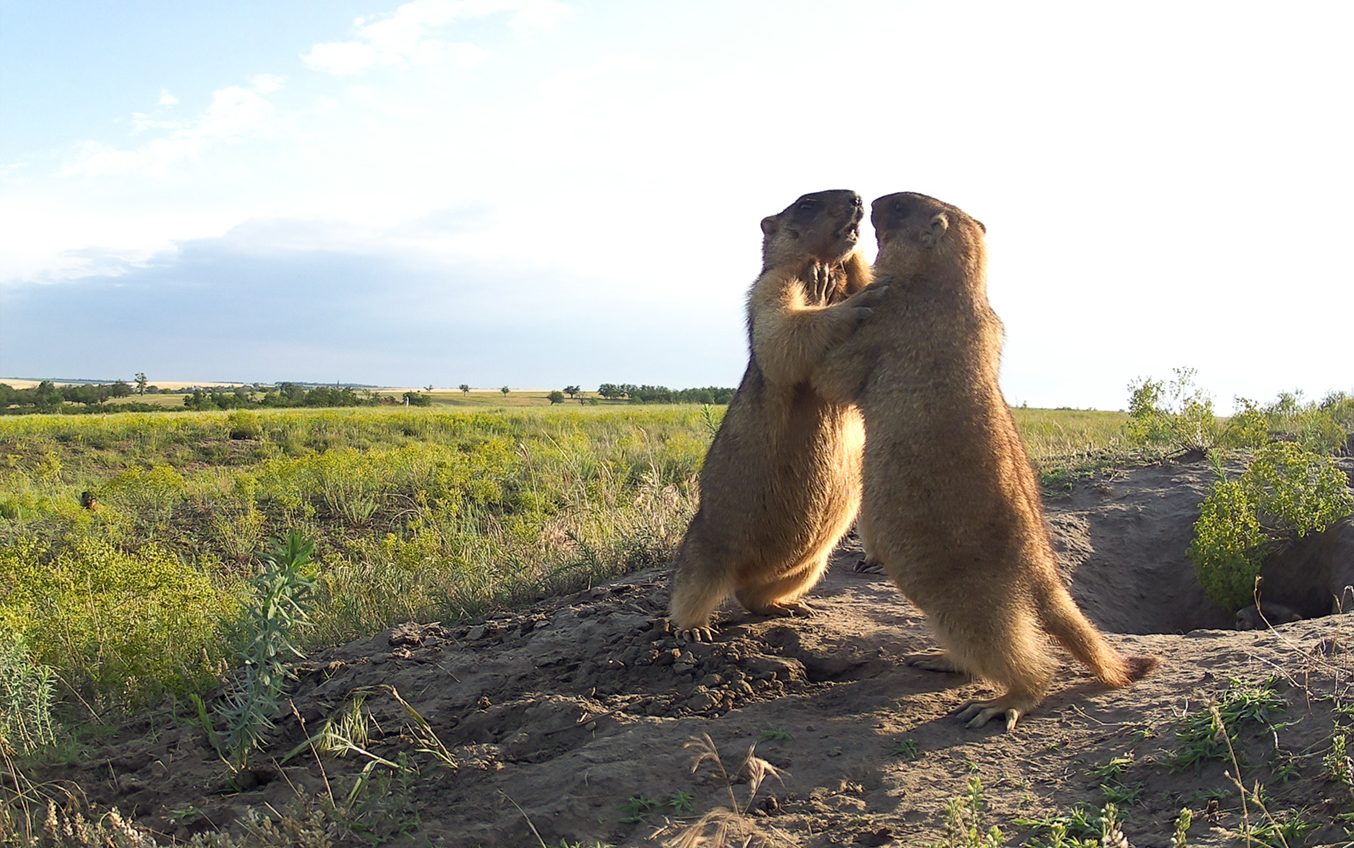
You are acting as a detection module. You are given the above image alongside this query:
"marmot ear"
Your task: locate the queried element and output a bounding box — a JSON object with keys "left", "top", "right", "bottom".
{"left": 922, "top": 212, "right": 949, "bottom": 247}
{"left": 760, "top": 216, "right": 779, "bottom": 236}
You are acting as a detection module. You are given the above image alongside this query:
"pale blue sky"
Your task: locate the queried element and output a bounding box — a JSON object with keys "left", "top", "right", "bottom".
{"left": 1, "top": 1, "right": 1350, "bottom": 408}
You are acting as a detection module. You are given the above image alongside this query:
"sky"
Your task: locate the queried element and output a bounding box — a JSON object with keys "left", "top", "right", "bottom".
{"left": 1, "top": 0, "right": 1351, "bottom": 410}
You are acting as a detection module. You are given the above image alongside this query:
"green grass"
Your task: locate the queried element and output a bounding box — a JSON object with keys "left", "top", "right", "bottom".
{"left": 0, "top": 404, "right": 1126, "bottom": 719}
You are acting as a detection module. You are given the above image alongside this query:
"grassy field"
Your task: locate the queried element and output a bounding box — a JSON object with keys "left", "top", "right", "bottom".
{"left": 0, "top": 404, "right": 1127, "bottom": 718}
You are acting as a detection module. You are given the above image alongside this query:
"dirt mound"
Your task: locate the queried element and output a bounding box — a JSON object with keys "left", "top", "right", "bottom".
{"left": 49, "top": 460, "right": 1354, "bottom": 847}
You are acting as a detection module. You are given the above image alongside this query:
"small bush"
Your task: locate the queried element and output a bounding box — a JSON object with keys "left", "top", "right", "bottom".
{"left": 1123, "top": 367, "right": 1217, "bottom": 452}
{"left": 1219, "top": 397, "right": 1268, "bottom": 450}
{"left": 1190, "top": 442, "right": 1353, "bottom": 611}
{"left": 226, "top": 410, "right": 263, "bottom": 440}
{"left": 0, "top": 630, "right": 57, "bottom": 754}
{"left": 217, "top": 532, "right": 316, "bottom": 768}
{"left": 0, "top": 534, "right": 234, "bottom": 708}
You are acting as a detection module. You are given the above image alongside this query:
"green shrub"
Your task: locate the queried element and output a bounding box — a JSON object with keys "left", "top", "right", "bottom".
{"left": 0, "top": 534, "right": 235, "bottom": 707}
{"left": 218, "top": 532, "right": 316, "bottom": 768}
{"left": 0, "top": 630, "right": 57, "bottom": 754}
{"left": 226, "top": 410, "right": 263, "bottom": 440}
{"left": 1190, "top": 442, "right": 1353, "bottom": 611}
{"left": 1219, "top": 397, "right": 1268, "bottom": 450}
{"left": 1123, "top": 367, "right": 1217, "bottom": 451}
{"left": 1262, "top": 389, "right": 1352, "bottom": 454}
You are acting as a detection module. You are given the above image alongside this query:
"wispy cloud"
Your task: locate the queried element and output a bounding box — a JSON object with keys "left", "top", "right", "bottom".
{"left": 61, "top": 75, "right": 285, "bottom": 178}
{"left": 304, "top": 0, "right": 569, "bottom": 75}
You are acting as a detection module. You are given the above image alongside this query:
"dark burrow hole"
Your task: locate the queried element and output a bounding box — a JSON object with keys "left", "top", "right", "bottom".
{"left": 1070, "top": 516, "right": 1354, "bottom": 635}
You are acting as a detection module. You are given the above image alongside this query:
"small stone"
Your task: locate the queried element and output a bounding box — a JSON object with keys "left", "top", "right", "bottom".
{"left": 466, "top": 625, "right": 487, "bottom": 641}
{"left": 388, "top": 623, "right": 423, "bottom": 647}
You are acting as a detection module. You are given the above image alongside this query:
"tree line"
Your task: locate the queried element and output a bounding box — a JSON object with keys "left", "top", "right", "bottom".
{"left": 0, "top": 380, "right": 139, "bottom": 413}
{"left": 1, "top": 379, "right": 739, "bottom": 414}
{"left": 593, "top": 384, "right": 735, "bottom": 404}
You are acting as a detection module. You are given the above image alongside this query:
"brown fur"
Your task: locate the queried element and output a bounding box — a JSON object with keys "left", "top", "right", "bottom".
{"left": 668, "top": 189, "right": 884, "bottom": 641}
{"left": 811, "top": 192, "right": 1159, "bottom": 729}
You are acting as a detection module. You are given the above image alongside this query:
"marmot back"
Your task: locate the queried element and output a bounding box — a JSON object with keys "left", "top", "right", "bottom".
{"left": 811, "top": 192, "right": 1158, "bottom": 730}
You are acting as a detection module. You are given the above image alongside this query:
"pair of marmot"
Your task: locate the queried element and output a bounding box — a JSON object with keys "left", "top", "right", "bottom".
{"left": 669, "top": 190, "right": 1157, "bottom": 730}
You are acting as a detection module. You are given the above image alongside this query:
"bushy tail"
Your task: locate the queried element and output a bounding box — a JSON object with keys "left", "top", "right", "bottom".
{"left": 1038, "top": 583, "right": 1159, "bottom": 688}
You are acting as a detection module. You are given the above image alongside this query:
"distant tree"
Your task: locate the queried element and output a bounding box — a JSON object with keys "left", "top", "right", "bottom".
{"left": 110, "top": 380, "right": 133, "bottom": 398}
{"left": 459, "top": 384, "right": 471, "bottom": 394}
{"left": 500, "top": 386, "right": 510, "bottom": 396}
{"left": 35, "top": 381, "right": 63, "bottom": 411}
{"left": 402, "top": 391, "right": 432, "bottom": 407}
{"left": 564, "top": 385, "right": 581, "bottom": 399}
{"left": 134, "top": 372, "right": 148, "bottom": 395}
{"left": 597, "top": 383, "right": 618, "bottom": 399}
{"left": 547, "top": 390, "right": 565, "bottom": 405}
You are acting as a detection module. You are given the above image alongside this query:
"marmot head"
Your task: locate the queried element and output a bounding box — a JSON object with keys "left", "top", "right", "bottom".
{"left": 760, "top": 189, "right": 863, "bottom": 270}
{"left": 1234, "top": 602, "right": 1302, "bottom": 630}
{"left": 870, "top": 192, "right": 986, "bottom": 276}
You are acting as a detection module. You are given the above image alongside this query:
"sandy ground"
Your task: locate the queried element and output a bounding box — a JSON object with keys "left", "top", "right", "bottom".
{"left": 44, "top": 458, "right": 1354, "bottom": 847}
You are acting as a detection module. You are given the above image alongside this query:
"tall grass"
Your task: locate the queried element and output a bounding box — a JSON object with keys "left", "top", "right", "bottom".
{"left": 0, "top": 405, "right": 1125, "bottom": 713}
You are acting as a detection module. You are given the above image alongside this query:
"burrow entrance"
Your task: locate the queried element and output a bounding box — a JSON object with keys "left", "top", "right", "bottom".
{"left": 1044, "top": 459, "right": 1353, "bottom": 634}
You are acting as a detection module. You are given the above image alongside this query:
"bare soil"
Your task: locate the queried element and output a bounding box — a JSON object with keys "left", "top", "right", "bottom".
{"left": 45, "top": 458, "right": 1354, "bottom": 847}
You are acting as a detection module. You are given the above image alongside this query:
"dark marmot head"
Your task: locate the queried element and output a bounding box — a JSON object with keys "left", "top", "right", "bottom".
{"left": 1234, "top": 602, "right": 1303, "bottom": 630}
{"left": 870, "top": 192, "right": 986, "bottom": 278}
{"left": 760, "top": 189, "right": 863, "bottom": 271}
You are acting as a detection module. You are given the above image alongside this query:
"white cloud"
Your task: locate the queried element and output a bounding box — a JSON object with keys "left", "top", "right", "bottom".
{"left": 60, "top": 76, "right": 285, "bottom": 178}
{"left": 303, "top": 0, "right": 567, "bottom": 75}
{"left": 157, "top": 88, "right": 179, "bottom": 107}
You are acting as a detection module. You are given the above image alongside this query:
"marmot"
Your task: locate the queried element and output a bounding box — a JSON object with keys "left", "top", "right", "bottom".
{"left": 810, "top": 192, "right": 1158, "bottom": 729}
{"left": 669, "top": 189, "right": 884, "bottom": 641}
{"left": 1234, "top": 602, "right": 1303, "bottom": 630}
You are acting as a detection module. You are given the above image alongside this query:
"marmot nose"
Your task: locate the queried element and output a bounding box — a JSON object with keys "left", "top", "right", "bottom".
{"left": 852, "top": 194, "right": 863, "bottom": 207}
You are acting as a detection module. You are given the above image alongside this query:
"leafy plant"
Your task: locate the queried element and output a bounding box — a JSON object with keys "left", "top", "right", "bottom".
{"left": 1189, "top": 442, "right": 1353, "bottom": 611}
{"left": 0, "top": 630, "right": 57, "bottom": 754}
{"left": 1327, "top": 730, "right": 1352, "bottom": 785}
{"left": 1219, "top": 397, "right": 1268, "bottom": 449}
{"left": 621, "top": 795, "right": 661, "bottom": 824}
{"left": 225, "top": 409, "right": 263, "bottom": 440}
{"left": 889, "top": 736, "right": 920, "bottom": 760}
{"left": 1123, "top": 367, "right": 1217, "bottom": 452}
{"left": 216, "top": 531, "right": 316, "bottom": 768}
{"left": 1171, "top": 808, "right": 1192, "bottom": 848}
{"left": 933, "top": 777, "right": 1004, "bottom": 848}
{"left": 1170, "top": 677, "right": 1286, "bottom": 770}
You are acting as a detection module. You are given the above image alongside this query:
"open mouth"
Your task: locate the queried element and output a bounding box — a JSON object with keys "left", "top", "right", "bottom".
{"left": 838, "top": 222, "right": 860, "bottom": 242}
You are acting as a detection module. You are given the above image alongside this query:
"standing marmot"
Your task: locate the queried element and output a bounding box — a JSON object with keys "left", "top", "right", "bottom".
{"left": 669, "top": 189, "right": 884, "bottom": 641}
{"left": 811, "top": 192, "right": 1158, "bottom": 729}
